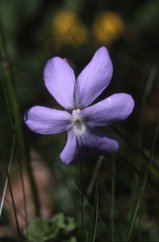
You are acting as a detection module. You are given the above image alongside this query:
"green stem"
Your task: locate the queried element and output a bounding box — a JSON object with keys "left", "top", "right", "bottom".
{"left": 90, "top": 182, "right": 99, "bottom": 242}
{"left": 76, "top": 140, "right": 84, "bottom": 241}
{"left": 0, "top": 133, "right": 16, "bottom": 218}
{"left": 124, "top": 121, "right": 159, "bottom": 241}
{"left": 86, "top": 156, "right": 104, "bottom": 201}
{"left": 72, "top": 180, "right": 110, "bottom": 236}
{"left": 4, "top": 162, "right": 23, "bottom": 241}
{"left": 0, "top": 23, "right": 40, "bottom": 217}
{"left": 110, "top": 157, "right": 116, "bottom": 242}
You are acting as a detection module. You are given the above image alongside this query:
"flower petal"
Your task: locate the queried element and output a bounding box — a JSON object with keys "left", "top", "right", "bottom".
{"left": 81, "top": 93, "right": 134, "bottom": 127}
{"left": 44, "top": 57, "right": 75, "bottom": 109}
{"left": 60, "top": 129, "right": 78, "bottom": 165}
{"left": 77, "top": 128, "right": 119, "bottom": 154}
{"left": 75, "top": 46, "right": 113, "bottom": 108}
{"left": 24, "top": 106, "right": 71, "bottom": 134}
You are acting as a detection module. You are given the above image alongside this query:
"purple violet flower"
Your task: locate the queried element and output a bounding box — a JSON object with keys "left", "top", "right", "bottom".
{"left": 24, "top": 47, "right": 134, "bottom": 165}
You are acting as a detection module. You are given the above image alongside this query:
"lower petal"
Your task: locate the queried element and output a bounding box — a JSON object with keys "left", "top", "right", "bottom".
{"left": 60, "top": 129, "right": 78, "bottom": 165}
{"left": 24, "top": 106, "right": 71, "bottom": 135}
{"left": 77, "top": 128, "right": 119, "bottom": 155}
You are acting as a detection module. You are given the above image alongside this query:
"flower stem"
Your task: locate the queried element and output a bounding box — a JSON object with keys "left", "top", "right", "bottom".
{"left": 4, "top": 161, "right": 23, "bottom": 242}
{"left": 76, "top": 140, "right": 84, "bottom": 241}
{"left": 86, "top": 156, "right": 104, "bottom": 201}
{"left": 0, "top": 133, "right": 16, "bottom": 218}
{"left": 110, "top": 156, "right": 116, "bottom": 242}
{"left": 0, "top": 23, "right": 40, "bottom": 217}
{"left": 124, "top": 120, "right": 159, "bottom": 241}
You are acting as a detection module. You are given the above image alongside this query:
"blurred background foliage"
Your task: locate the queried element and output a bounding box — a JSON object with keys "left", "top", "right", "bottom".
{"left": 0, "top": 0, "right": 159, "bottom": 241}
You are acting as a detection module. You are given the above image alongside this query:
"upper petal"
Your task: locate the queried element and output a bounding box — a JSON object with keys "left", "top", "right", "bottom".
{"left": 81, "top": 93, "right": 134, "bottom": 127}
{"left": 44, "top": 57, "right": 75, "bottom": 109}
{"left": 60, "top": 129, "right": 77, "bottom": 165}
{"left": 75, "top": 47, "right": 113, "bottom": 108}
{"left": 24, "top": 106, "right": 71, "bottom": 134}
{"left": 77, "top": 128, "right": 119, "bottom": 155}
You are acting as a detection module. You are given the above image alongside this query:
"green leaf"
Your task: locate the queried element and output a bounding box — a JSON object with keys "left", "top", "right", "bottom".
{"left": 28, "top": 218, "right": 49, "bottom": 242}
{"left": 27, "top": 213, "right": 77, "bottom": 242}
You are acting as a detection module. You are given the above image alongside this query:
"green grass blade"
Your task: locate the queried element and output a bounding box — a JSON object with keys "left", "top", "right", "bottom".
{"left": 86, "top": 156, "right": 104, "bottom": 200}
{"left": 124, "top": 120, "right": 159, "bottom": 241}
{"left": 110, "top": 157, "right": 116, "bottom": 242}
{"left": 0, "top": 23, "right": 40, "bottom": 216}
{"left": 4, "top": 160, "right": 23, "bottom": 242}
{"left": 0, "top": 133, "right": 16, "bottom": 218}
{"left": 72, "top": 181, "right": 110, "bottom": 237}
{"left": 89, "top": 183, "right": 99, "bottom": 242}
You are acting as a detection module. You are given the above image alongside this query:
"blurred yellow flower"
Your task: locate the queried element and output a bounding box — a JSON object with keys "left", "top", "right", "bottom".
{"left": 52, "top": 10, "right": 88, "bottom": 46}
{"left": 92, "top": 11, "right": 125, "bottom": 44}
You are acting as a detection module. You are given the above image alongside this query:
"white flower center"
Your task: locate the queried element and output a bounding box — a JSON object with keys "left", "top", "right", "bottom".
{"left": 72, "top": 109, "right": 86, "bottom": 135}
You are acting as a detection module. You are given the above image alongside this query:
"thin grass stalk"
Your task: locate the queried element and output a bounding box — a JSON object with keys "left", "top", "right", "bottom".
{"left": 140, "top": 66, "right": 157, "bottom": 126}
{"left": 86, "top": 156, "right": 104, "bottom": 200}
{"left": 89, "top": 182, "right": 99, "bottom": 242}
{"left": 0, "top": 133, "right": 16, "bottom": 218}
{"left": 4, "top": 161, "right": 23, "bottom": 242}
{"left": 113, "top": 126, "right": 158, "bottom": 170}
{"left": 134, "top": 68, "right": 154, "bottom": 242}
{"left": 76, "top": 140, "right": 84, "bottom": 241}
{"left": 116, "top": 153, "right": 159, "bottom": 193}
{"left": 0, "top": 23, "right": 40, "bottom": 216}
{"left": 0, "top": 70, "right": 14, "bottom": 129}
{"left": 85, "top": 230, "right": 90, "bottom": 242}
{"left": 79, "top": 158, "right": 84, "bottom": 242}
{"left": 72, "top": 180, "right": 110, "bottom": 236}
{"left": 124, "top": 120, "right": 159, "bottom": 241}
{"left": 132, "top": 67, "right": 157, "bottom": 201}
{"left": 18, "top": 155, "right": 29, "bottom": 236}
{"left": 110, "top": 156, "right": 116, "bottom": 242}
{"left": 124, "top": 175, "right": 147, "bottom": 241}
